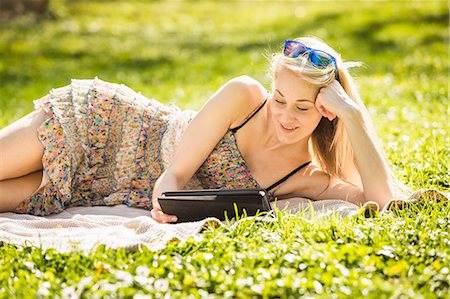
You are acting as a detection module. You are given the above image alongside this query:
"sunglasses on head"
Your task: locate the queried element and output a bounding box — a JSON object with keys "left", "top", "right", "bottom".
{"left": 283, "top": 39, "right": 339, "bottom": 80}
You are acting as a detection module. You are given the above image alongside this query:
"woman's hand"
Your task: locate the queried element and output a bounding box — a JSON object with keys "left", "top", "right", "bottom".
{"left": 150, "top": 197, "right": 178, "bottom": 223}
{"left": 150, "top": 171, "right": 179, "bottom": 223}
{"left": 316, "top": 80, "right": 394, "bottom": 207}
{"left": 315, "top": 80, "right": 360, "bottom": 121}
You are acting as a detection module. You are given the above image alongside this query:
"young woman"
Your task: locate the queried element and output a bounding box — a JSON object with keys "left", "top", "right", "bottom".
{"left": 0, "top": 37, "right": 408, "bottom": 223}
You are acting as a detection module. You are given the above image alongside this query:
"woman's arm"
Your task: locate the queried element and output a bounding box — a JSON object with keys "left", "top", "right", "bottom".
{"left": 338, "top": 108, "right": 393, "bottom": 207}
{"left": 151, "top": 76, "right": 265, "bottom": 223}
{"left": 314, "top": 80, "right": 393, "bottom": 208}
{"left": 299, "top": 169, "right": 366, "bottom": 206}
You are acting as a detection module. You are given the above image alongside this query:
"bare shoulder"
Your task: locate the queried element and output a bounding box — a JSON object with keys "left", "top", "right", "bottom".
{"left": 293, "top": 164, "right": 366, "bottom": 205}
{"left": 189, "top": 75, "right": 266, "bottom": 127}
{"left": 228, "top": 75, "right": 267, "bottom": 102}
{"left": 166, "top": 75, "right": 268, "bottom": 185}
{"left": 226, "top": 75, "right": 269, "bottom": 126}
{"left": 229, "top": 75, "right": 264, "bottom": 90}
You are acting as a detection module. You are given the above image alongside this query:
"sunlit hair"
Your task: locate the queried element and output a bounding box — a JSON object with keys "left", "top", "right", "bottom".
{"left": 269, "top": 36, "right": 411, "bottom": 199}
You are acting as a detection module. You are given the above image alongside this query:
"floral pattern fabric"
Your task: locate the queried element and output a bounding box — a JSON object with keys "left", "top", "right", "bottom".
{"left": 14, "top": 78, "right": 259, "bottom": 216}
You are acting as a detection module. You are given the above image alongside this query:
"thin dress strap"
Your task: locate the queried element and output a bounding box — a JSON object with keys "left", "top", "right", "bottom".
{"left": 230, "top": 91, "right": 269, "bottom": 133}
{"left": 265, "top": 161, "right": 311, "bottom": 192}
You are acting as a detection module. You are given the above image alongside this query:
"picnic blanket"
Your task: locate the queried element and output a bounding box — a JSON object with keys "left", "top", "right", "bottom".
{"left": 0, "top": 189, "right": 447, "bottom": 252}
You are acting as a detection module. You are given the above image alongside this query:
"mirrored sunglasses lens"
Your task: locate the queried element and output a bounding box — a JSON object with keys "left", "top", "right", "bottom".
{"left": 310, "top": 51, "right": 333, "bottom": 68}
{"left": 284, "top": 41, "right": 307, "bottom": 58}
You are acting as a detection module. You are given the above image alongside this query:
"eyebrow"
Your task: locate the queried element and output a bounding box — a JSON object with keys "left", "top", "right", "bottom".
{"left": 275, "top": 89, "right": 314, "bottom": 103}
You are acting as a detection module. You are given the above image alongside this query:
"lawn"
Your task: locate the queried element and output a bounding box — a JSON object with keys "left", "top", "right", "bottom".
{"left": 0, "top": 0, "right": 449, "bottom": 298}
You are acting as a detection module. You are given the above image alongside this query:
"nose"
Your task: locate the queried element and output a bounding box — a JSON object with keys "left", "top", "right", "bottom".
{"left": 279, "top": 108, "right": 297, "bottom": 124}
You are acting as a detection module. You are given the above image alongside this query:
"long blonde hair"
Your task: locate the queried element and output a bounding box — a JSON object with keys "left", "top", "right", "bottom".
{"left": 269, "top": 36, "right": 411, "bottom": 198}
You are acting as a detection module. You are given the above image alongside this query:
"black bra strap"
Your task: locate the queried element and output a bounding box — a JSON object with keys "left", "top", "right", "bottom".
{"left": 265, "top": 161, "right": 311, "bottom": 192}
{"left": 230, "top": 91, "right": 269, "bottom": 133}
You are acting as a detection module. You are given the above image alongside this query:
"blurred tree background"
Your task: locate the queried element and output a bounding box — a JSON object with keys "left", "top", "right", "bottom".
{"left": 1, "top": 0, "right": 50, "bottom": 19}
{"left": 0, "top": 0, "right": 448, "bottom": 191}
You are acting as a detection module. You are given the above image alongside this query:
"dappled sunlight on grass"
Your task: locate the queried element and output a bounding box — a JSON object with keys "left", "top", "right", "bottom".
{"left": 0, "top": 1, "right": 448, "bottom": 297}
{"left": 1, "top": 200, "right": 449, "bottom": 297}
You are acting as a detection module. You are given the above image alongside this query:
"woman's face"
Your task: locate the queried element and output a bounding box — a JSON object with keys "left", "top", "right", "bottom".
{"left": 269, "top": 68, "right": 323, "bottom": 145}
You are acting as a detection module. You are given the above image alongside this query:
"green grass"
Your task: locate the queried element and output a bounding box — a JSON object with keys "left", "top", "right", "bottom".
{"left": 0, "top": 0, "right": 449, "bottom": 298}
{"left": 1, "top": 202, "right": 449, "bottom": 298}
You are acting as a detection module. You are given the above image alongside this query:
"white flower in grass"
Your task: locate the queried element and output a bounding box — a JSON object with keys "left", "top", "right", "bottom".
{"left": 115, "top": 270, "right": 133, "bottom": 285}
{"left": 339, "top": 285, "right": 351, "bottom": 295}
{"left": 335, "top": 263, "right": 349, "bottom": 277}
{"left": 102, "top": 282, "right": 120, "bottom": 293}
{"left": 77, "top": 277, "right": 92, "bottom": 291}
{"left": 256, "top": 268, "right": 272, "bottom": 280}
{"left": 298, "top": 263, "right": 308, "bottom": 270}
{"left": 376, "top": 245, "right": 395, "bottom": 258}
{"left": 197, "top": 289, "right": 210, "bottom": 297}
{"left": 203, "top": 253, "right": 213, "bottom": 260}
{"left": 236, "top": 277, "right": 253, "bottom": 288}
{"left": 352, "top": 228, "right": 364, "bottom": 238}
{"left": 276, "top": 279, "right": 285, "bottom": 287}
{"left": 134, "top": 294, "right": 152, "bottom": 299}
{"left": 313, "top": 280, "right": 323, "bottom": 294}
{"left": 332, "top": 277, "right": 342, "bottom": 285}
{"left": 401, "top": 135, "right": 410, "bottom": 142}
{"left": 135, "top": 265, "right": 150, "bottom": 277}
{"left": 37, "top": 281, "right": 51, "bottom": 297}
{"left": 292, "top": 277, "right": 301, "bottom": 289}
{"left": 134, "top": 276, "right": 145, "bottom": 286}
{"left": 35, "top": 269, "right": 44, "bottom": 279}
{"left": 250, "top": 284, "right": 264, "bottom": 294}
{"left": 284, "top": 253, "right": 296, "bottom": 263}
{"left": 236, "top": 278, "right": 247, "bottom": 288}
{"left": 24, "top": 261, "right": 35, "bottom": 271}
{"left": 61, "top": 286, "right": 77, "bottom": 299}
{"left": 360, "top": 277, "right": 372, "bottom": 286}
{"left": 154, "top": 278, "right": 169, "bottom": 292}
{"left": 223, "top": 290, "right": 235, "bottom": 298}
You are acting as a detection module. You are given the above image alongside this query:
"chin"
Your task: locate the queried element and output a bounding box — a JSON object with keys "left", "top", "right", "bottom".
{"left": 277, "top": 122, "right": 297, "bottom": 137}
{"left": 276, "top": 129, "right": 304, "bottom": 144}
{"left": 275, "top": 122, "right": 311, "bottom": 144}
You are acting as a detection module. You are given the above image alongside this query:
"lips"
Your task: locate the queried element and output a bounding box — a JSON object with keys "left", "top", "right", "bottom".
{"left": 280, "top": 123, "right": 299, "bottom": 132}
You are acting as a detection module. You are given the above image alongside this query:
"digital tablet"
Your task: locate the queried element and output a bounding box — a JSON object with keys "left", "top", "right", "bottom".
{"left": 158, "top": 188, "right": 272, "bottom": 223}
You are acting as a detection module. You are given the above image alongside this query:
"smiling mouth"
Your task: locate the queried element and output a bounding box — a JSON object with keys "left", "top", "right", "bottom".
{"left": 280, "top": 123, "right": 299, "bottom": 132}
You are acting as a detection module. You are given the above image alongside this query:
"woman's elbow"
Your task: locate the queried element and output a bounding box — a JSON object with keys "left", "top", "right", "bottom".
{"left": 362, "top": 187, "right": 394, "bottom": 209}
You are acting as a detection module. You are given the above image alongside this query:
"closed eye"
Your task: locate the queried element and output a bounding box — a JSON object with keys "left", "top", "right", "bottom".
{"left": 297, "top": 107, "right": 308, "bottom": 111}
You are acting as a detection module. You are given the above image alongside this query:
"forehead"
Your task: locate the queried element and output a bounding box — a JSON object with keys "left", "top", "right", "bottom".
{"left": 274, "top": 68, "right": 319, "bottom": 100}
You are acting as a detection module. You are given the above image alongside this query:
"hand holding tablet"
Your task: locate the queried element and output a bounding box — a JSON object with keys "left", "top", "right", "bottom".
{"left": 158, "top": 189, "right": 273, "bottom": 223}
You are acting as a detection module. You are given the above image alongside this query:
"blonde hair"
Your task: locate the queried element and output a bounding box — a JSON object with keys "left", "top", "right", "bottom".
{"left": 269, "top": 36, "right": 411, "bottom": 198}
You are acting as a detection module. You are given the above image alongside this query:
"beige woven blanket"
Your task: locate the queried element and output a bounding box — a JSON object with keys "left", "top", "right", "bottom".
{"left": 0, "top": 206, "right": 223, "bottom": 253}
{"left": 0, "top": 189, "right": 446, "bottom": 253}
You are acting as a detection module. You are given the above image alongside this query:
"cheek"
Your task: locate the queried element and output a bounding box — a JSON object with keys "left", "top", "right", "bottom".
{"left": 311, "top": 110, "right": 324, "bottom": 125}
{"left": 302, "top": 111, "right": 323, "bottom": 130}
{"left": 305, "top": 106, "right": 323, "bottom": 123}
{"left": 269, "top": 104, "right": 283, "bottom": 119}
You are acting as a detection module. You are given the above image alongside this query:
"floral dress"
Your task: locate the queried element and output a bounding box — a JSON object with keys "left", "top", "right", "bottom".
{"left": 14, "top": 78, "right": 261, "bottom": 216}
